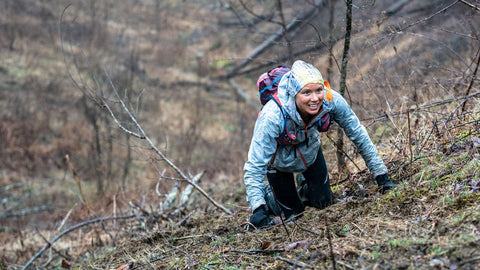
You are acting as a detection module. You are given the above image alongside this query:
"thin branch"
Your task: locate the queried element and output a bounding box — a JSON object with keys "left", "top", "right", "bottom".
{"left": 238, "top": 0, "right": 281, "bottom": 25}
{"left": 407, "top": 110, "right": 413, "bottom": 164}
{"left": 361, "top": 91, "right": 480, "bottom": 122}
{"left": 325, "top": 134, "right": 362, "bottom": 172}
{"left": 65, "top": 155, "right": 94, "bottom": 217}
{"left": 375, "top": 0, "right": 460, "bottom": 44}
{"left": 276, "top": 256, "right": 310, "bottom": 269}
{"left": 325, "top": 213, "right": 336, "bottom": 270}
{"left": 103, "top": 69, "right": 232, "bottom": 215}
{"left": 461, "top": 46, "right": 480, "bottom": 112}
{"left": 231, "top": 249, "right": 285, "bottom": 255}
{"left": 459, "top": 0, "right": 480, "bottom": 11}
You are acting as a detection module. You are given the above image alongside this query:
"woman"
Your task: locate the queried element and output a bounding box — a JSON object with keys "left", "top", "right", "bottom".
{"left": 244, "top": 60, "right": 396, "bottom": 230}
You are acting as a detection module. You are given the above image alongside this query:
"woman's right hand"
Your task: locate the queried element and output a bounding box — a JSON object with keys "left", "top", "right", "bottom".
{"left": 248, "top": 205, "right": 274, "bottom": 231}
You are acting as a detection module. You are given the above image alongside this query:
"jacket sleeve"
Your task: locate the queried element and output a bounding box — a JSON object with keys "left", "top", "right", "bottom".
{"left": 243, "top": 107, "right": 283, "bottom": 211}
{"left": 329, "top": 90, "right": 388, "bottom": 177}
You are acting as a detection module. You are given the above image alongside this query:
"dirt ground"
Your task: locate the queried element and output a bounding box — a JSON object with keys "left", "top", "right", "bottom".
{"left": 70, "top": 137, "right": 480, "bottom": 270}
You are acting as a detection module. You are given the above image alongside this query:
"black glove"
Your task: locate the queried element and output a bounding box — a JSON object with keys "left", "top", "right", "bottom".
{"left": 375, "top": 174, "right": 397, "bottom": 193}
{"left": 248, "top": 205, "right": 274, "bottom": 231}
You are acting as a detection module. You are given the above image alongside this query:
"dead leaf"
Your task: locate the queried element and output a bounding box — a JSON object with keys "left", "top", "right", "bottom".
{"left": 261, "top": 240, "right": 272, "bottom": 250}
{"left": 61, "top": 259, "right": 71, "bottom": 269}
{"left": 285, "top": 240, "right": 310, "bottom": 252}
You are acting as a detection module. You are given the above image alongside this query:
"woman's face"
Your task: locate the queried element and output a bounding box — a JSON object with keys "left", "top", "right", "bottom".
{"left": 295, "top": 83, "right": 324, "bottom": 121}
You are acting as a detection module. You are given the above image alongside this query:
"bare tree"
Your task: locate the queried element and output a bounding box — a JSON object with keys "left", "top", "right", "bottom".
{"left": 60, "top": 5, "right": 232, "bottom": 215}
{"left": 335, "top": 0, "right": 352, "bottom": 176}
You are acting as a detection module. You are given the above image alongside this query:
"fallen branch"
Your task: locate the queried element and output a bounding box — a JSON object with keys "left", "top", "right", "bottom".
{"left": 0, "top": 206, "right": 54, "bottom": 219}
{"left": 225, "top": 6, "right": 321, "bottom": 78}
{"left": 228, "top": 78, "right": 258, "bottom": 109}
{"left": 22, "top": 215, "right": 135, "bottom": 270}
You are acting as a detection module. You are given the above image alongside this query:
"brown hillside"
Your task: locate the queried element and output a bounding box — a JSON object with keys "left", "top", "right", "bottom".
{"left": 0, "top": 0, "right": 479, "bottom": 269}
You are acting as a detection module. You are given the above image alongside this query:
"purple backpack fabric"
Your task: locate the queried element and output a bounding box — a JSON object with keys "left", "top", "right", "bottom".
{"left": 256, "top": 65, "right": 291, "bottom": 105}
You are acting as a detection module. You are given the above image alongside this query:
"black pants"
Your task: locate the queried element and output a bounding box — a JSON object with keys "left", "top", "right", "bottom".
{"left": 267, "top": 147, "right": 333, "bottom": 218}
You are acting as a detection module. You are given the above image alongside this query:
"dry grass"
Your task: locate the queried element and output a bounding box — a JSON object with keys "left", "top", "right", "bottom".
{"left": 72, "top": 117, "right": 480, "bottom": 269}
{"left": 1, "top": 0, "right": 480, "bottom": 269}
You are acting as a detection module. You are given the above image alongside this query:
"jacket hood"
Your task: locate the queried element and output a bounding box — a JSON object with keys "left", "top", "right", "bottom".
{"left": 277, "top": 60, "right": 325, "bottom": 124}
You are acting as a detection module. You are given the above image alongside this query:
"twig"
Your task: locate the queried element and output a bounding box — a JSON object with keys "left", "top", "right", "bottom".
{"left": 416, "top": 119, "right": 438, "bottom": 153}
{"left": 325, "top": 214, "right": 336, "bottom": 270}
{"left": 168, "top": 234, "right": 208, "bottom": 242}
{"left": 276, "top": 256, "right": 309, "bottom": 268}
{"left": 35, "top": 228, "right": 70, "bottom": 261}
{"left": 361, "top": 91, "right": 480, "bottom": 122}
{"left": 459, "top": 256, "right": 480, "bottom": 266}
{"left": 0, "top": 182, "right": 25, "bottom": 194}
{"left": 293, "top": 220, "right": 322, "bottom": 236}
{"left": 375, "top": 0, "right": 460, "bottom": 44}
{"left": 407, "top": 109, "right": 413, "bottom": 165}
{"left": 231, "top": 249, "right": 285, "bottom": 255}
{"left": 459, "top": 0, "right": 480, "bottom": 11}
{"left": 325, "top": 134, "right": 362, "bottom": 171}
{"left": 268, "top": 186, "right": 292, "bottom": 242}
{"left": 461, "top": 46, "right": 480, "bottom": 112}
{"left": 22, "top": 215, "right": 135, "bottom": 270}
{"left": 56, "top": 205, "right": 76, "bottom": 232}
{"left": 290, "top": 241, "right": 311, "bottom": 270}
{"left": 65, "top": 155, "right": 94, "bottom": 217}
{"left": 351, "top": 222, "right": 366, "bottom": 236}
{"left": 336, "top": 260, "right": 355, "bottom": 270}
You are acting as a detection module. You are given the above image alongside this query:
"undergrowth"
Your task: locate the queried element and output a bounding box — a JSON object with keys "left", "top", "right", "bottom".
{"left": 69, "top": 114, "right": 480, "bottom": 270}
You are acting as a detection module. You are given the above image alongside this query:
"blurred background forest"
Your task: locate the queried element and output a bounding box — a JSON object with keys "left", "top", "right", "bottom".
{"left": 1, "top": 0, "right": 479, "bottom": 269}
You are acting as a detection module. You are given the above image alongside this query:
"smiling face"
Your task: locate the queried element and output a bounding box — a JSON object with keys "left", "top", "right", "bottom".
{"left": 295, "top": 82, "right": 324, "bottom": 122}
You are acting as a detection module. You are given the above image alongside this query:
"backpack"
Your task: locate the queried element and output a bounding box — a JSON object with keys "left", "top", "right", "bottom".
{"left": 256, "top": 65, "right": 332, "bottom": 147}
{"left": 257, "top": 65, "right": 291, "bottom": 106}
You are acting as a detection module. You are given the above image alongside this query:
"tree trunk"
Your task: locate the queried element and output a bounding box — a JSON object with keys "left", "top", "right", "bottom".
{"left": 337, "top": 0, "right": 352, "bottom": 176}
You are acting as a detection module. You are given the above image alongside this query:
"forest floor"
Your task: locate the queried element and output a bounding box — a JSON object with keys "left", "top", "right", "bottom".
{"left": 66, "top": 118, "right": 480, "bottom": 270}
{"left": 1, "top": 1, "right": 480, "bottom": 269}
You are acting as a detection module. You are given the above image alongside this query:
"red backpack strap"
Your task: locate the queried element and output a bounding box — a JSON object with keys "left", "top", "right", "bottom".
{"left": 296, "top": 147, "right": 308, "bottom": 169}
{"left": 270, "top": 144, "right": 280, "bottom": 166}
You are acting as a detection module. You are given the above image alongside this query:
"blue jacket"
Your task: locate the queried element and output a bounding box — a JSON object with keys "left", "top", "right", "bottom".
{"left": 243, "top": 70, "right": 388, "bottom": 211}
